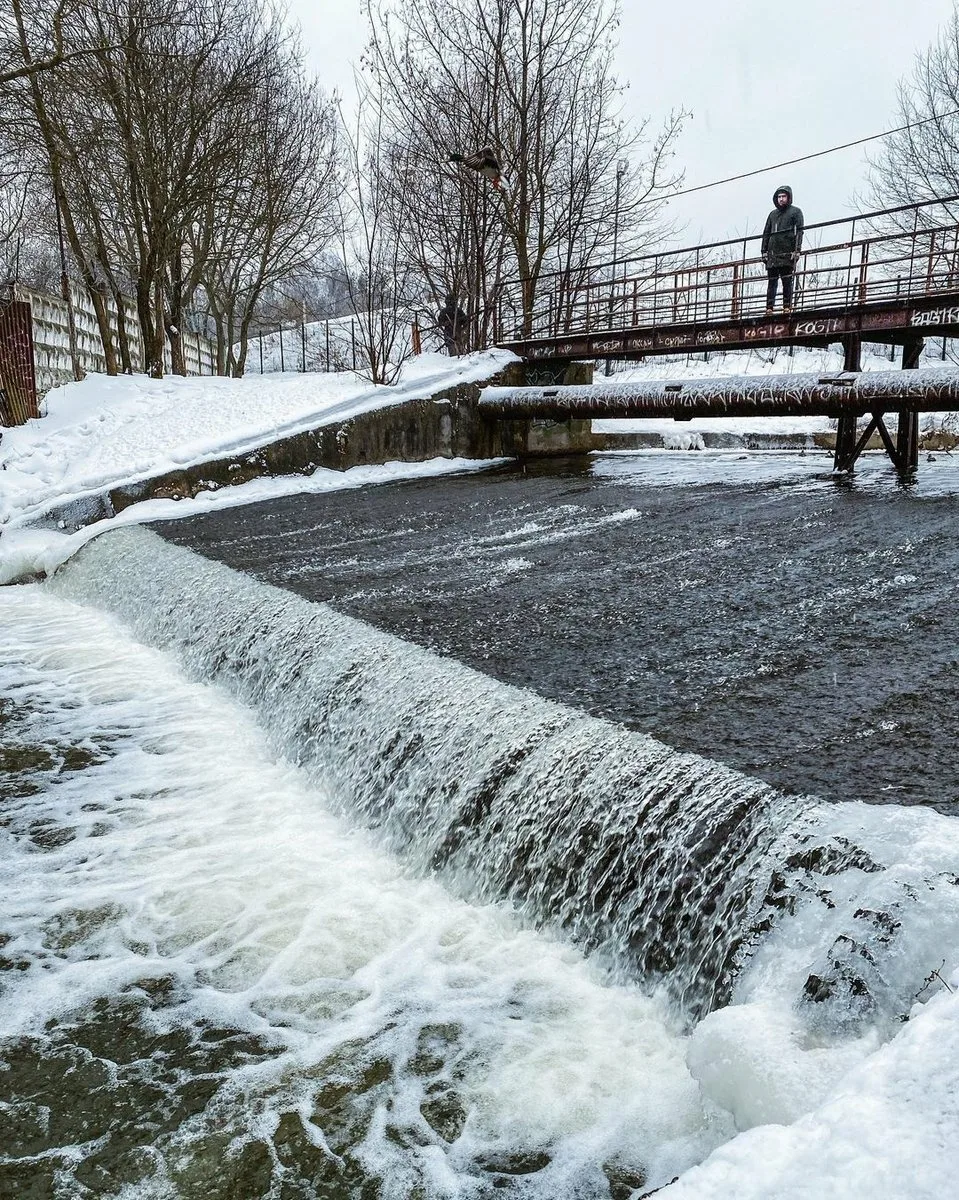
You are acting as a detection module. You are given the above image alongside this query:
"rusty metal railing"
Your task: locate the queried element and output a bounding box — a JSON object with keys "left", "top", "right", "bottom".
{"left": 495, "top": 195, "right": 959, "bottom": 343}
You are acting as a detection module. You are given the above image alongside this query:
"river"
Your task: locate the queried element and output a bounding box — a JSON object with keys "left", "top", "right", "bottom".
{"left": 2, "top": 448, "right": 958, "bottom": 1198}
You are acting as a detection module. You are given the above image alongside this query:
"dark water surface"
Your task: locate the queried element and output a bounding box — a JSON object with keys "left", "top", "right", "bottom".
{"left": 155, "top": 451, "right": 959, "bottom": 813}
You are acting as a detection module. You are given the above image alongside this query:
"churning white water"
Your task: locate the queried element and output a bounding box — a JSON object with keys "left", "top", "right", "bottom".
{"left": 3, "top": 526, "right": 959, "bottom": 1197}
{"left": 0, "top": 586, "right": 728, "bottom": 1197}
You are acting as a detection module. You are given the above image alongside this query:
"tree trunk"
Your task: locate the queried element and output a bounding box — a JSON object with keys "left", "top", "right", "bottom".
{"left": 113, "top": 290, "right": 134, "bottom": 373}
{"left": 167, "top": 253, "right": 186, "bottom": 375}
{"left": 135, "top": 275, "right": 164, "bottom": 377}
{"left": 235, "top": 312, "right": 253, "bottom": 377}
{"left": 86, "top": 285, "right": 118, "bottom": 375}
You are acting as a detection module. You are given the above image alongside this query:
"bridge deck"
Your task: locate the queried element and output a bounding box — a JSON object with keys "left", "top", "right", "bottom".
{"left": 497, "top": 196, "right": 959, "bottom": 364}
{"left": 503, "top": 295, "right": 959, "bottom": 365}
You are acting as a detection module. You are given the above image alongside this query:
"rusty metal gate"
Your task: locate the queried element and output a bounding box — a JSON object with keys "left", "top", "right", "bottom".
{"left": 0, "top": 293, "right": 38, "bottom": 426}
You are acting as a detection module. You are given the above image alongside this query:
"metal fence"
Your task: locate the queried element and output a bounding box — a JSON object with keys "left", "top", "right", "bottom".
{"left": 496, "top": 195, "right": 959, "bottom": 341}
{"left": 0, "top": 295, "right": 38, "bottom": 424}
{"left": 249, "top": 308, "right": 439, "bottom": 374}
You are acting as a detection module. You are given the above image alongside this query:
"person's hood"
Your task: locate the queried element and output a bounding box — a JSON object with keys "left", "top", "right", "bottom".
{"left": 772, "top": 184, "right": 793, "bottom": 207}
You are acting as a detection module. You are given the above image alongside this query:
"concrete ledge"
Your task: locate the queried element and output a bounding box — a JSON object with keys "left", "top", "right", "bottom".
{"left": 595, "top": 428, "right": 959, "bottom": 453}
{"left": 32, "top": 375, "right": 598, "bottom": 533}
{"left": 594, "top": 430, "right": 818, "bottom": 452}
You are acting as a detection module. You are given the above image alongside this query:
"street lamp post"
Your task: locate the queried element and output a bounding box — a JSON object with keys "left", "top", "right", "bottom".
{"left": 605, "top": 160, "right": 628, "bottom": 377}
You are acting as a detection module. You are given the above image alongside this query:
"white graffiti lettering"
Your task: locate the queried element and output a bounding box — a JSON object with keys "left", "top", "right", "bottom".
{"left": 796, "top": 318, "right": 843, "bottom": 336}
{"left": 912, "top": 307, "right": 959, "bottom": 327}
{"left": 479, "top": 366, "right": 959, "bottom": 418}
{"left": 744, "top": 322, "right": 789, "bottom": 340}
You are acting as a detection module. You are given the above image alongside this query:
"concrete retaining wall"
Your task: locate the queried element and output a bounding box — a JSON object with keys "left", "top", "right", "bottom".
{"left": 36, "top": 368, "right": 597, "bottom": 532}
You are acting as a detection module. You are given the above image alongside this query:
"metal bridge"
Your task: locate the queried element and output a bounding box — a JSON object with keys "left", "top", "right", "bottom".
{"left": 494, "top": 195, "right": 959, "bottom": 363}
{"left": 487, "top": 196, "right": 959, "bottom": 476}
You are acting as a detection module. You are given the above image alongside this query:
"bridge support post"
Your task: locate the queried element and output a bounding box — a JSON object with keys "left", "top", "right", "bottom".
{"left": 835, "top": 336, "right": 924, "bottom": 475}
{"left": 842, "top": 334, "right": 862, "bottom": 372}
{"left": 896, "top": 411, "right": 920, "bottom": 473}
{"left": 834, "top": 418, "right": 858, "bottom": 470}
{"left": 902, "top": 336, "right": 924, "bottom": 371}
{"left": 834, "top": 334, "right": 862, "bottom": 471}
{"left": 896, "top": 337, "right": 923, "bottom": 476}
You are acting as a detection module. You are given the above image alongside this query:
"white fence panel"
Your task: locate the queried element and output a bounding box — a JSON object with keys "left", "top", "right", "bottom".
{"left": 15, "top": 282, "right": 216, "bottom": 393}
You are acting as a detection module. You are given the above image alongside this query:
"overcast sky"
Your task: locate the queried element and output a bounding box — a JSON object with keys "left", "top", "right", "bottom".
{"left": 290, "top": 0, "right": 954, "bottom": 249}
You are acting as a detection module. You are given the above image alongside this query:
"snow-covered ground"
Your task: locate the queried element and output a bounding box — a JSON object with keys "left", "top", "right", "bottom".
{"left": 0, "top": 349, "right": 517, "bottom": 584}
{"left": 0, "top": 349, "right": 516, "bottom": 528}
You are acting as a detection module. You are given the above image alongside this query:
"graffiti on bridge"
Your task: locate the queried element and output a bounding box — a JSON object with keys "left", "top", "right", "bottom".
{"left": 911, "top": 307, "right": 959, "bottom": 327}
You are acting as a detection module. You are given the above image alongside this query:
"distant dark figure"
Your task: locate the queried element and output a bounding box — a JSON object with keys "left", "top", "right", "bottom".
{"left": 761, "top": 184, "right": 804, "bottom": 314}
{"left": 448, "top": 146, "right": 505, "bottom": 191}
{"left": 437, "top": 293, "right": 468, "bottom": 356}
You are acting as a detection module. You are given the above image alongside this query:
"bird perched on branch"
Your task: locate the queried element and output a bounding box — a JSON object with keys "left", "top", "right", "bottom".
{"left": 448, "top": 146, "right": 505, "bottom": 191}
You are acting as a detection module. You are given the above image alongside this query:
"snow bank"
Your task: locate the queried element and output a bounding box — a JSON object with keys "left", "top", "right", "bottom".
{"left": 666, "top": 971, "right": 959, "bottom": 1200}
{"left": 0, "top": 349, "right": 517, "bottom": 528}
{"left": 0, "top": 349, "right": 517, "bottom": 585}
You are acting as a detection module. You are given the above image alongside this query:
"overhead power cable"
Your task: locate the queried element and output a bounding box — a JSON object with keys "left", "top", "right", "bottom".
{"left": 668, "top": 107, "right": 959, "bottom": 200}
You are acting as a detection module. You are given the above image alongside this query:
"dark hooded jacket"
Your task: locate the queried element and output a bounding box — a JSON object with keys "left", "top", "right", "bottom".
{"left": 437, "top": 294, "right": 467, "bottom": 345}
{"left": 762, "top": 185, "right": 804, "bottom": 268}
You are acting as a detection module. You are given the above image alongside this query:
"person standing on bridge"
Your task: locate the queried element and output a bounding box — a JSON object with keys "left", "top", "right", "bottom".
{"left": 437, "top": 293, "right": 468, "bottom": 356}
{"left": 761, "top": 185, "right": 804, "bottom": 314}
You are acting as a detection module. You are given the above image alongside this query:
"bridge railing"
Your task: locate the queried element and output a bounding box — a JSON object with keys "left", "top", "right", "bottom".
{"left": 495, "top": 196, "right": 959, "bottom": 343}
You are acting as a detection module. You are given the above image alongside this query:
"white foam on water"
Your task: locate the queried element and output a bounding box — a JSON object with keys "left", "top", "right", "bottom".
{"left": 5, "top": 529, "right": 959, "bottom": 1197}
{"left": 670, "top": 976, "right": 959, "bottom": 1200}
{"left": 677, "top": 800, "right": 959, "bottom": 1197}
{"left": 0, "top": 586, "right": 728, "bottom": 1194}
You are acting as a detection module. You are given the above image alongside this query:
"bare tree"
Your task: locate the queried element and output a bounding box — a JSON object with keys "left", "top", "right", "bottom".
{"left": 60, "top": 0, "right": 289, "bottom": 376}
{"left": 856, "top": 6, "right": 959, "bottom": 351}
{"left": 2, "top": 0, "right": 339, "bottom": 379}
{"left": 365, "top": 0, "right": 686, "bottom": 340}
{"left": 863, "top": 4, "right": 959, "bottom": 229}
{"left": 2, "top": 0, "right": 115, "bottom": 371}
{"left": 199, "top": 77, "right": 341, "bottom": 376}
{"left": 337, "top": 90, "right": 419, "bottom": 384}
{"left": 0, "top": 0, "right": 105, "bottom": 84}
{"left": 0, "top": 150, "right": 36, "bottom": 281}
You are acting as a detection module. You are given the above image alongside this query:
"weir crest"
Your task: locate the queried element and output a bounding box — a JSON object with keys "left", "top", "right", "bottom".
{"left": 47, "top": 526, "right": 959, "bottom": 1025}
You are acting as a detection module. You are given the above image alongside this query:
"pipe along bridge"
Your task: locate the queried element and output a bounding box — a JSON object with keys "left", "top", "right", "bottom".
{"left": 480, "top": 362, "right": 959, "bottom": 475}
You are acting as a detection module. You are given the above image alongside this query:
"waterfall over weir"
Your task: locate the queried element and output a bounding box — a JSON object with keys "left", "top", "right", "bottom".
{"left": 49, "top": 526, "right": 802, "bottom": 1019}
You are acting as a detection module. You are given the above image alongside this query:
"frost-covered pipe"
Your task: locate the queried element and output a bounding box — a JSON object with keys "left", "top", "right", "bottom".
{"left": 480, "top": 365, "right": 959, "bottom": 419}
